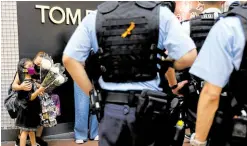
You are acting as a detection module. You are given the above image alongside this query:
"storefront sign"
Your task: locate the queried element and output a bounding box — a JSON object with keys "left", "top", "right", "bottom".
{"left": 35, "top": 5, "right": 82, "bottom": 25}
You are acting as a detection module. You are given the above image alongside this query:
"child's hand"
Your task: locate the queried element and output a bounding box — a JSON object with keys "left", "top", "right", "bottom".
{"left": 38, "top": 86, "right": 45, "bottom": 96}
{"left": 20, "top": 81, "right": 32, "bottom": 91}
{"left": 30, "top": 86, "right": 45, "bottom": 101}
{"left": 35, "top": 82, "right": 41, "bottom": 88}
{"left": 39, "top": 92, "right": 44, "bottom": 96}
{"left": 39, "top": 86, "right": 45, "bottom": 92}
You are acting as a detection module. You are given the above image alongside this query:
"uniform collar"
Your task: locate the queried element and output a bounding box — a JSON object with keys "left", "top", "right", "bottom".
{"left": 202, "top": 8, "right": 222, "bottom": 14}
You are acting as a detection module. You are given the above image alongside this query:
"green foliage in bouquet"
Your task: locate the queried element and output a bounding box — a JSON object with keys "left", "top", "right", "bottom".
{"left": 45, "top": 74, "right": 68, "bottom": 93}
{"left": 41, "top": 71, "right": 57, "bottom": 88}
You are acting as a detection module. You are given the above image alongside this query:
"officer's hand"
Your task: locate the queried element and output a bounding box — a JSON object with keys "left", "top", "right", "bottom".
{"left": 172, "top": 80, "right": 188, "bottom": 96}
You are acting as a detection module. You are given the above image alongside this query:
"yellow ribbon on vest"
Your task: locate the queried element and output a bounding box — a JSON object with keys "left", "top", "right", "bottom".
{"left": 121, "top": 22, "right": 135, "bottom": 38}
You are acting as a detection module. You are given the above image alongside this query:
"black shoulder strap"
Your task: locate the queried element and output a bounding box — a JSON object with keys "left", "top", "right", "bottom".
{"left": 227, "top": 5, "right": 247, "bottom": 20}
{"left": 239, "top": 18, "right": 247, "bottom": 70}
{"left": 135, "top": 1, "right": 160, "bottom": 9}
{"left": 8, "top": 72, "right": 18, "bottom": 94}
{"left": 97, "top": 1, "right": 119, "bottom": 14}
{"left": 227, "top": 5, "right": 247, "bottom": 70}
{"left": 229, "top": 1, "right": 241, "bottom": 11}
{"left": 97, "top": 1, "right": 160, "bottom": 14}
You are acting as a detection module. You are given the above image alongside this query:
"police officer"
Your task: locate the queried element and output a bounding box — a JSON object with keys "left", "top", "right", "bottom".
{"left": 180, "top": 1, "right": 225, "bottom": 138}
{"left": 182, "top": 1, "right": 224, "bottom": 44}
{"left": 189, "top": 2, "right": 247, "bottom": 146}
{"left": 63, "top": 1, "right": 197, "bottom": 146}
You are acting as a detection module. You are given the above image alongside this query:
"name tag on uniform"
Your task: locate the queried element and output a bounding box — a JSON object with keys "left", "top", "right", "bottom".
{"left": 201, "top": 13, "right": 214, "bottom": 20}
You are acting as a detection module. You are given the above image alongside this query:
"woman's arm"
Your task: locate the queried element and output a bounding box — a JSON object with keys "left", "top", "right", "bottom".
{"left": 12, "top": 73, "right": 21, "bottom": 90}
{"left": 12, "top": 73, "right": 32, "bottom": 91}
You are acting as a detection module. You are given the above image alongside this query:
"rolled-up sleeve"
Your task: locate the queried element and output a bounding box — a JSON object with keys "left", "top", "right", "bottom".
{"left": 158, "top": 7, "right": 196, "bottom": 60}
{"left": 63, "top": 13, "right": 94, "bottom": 62}
{"left": 189, "top": 18, "right": 237, "bottom": 88}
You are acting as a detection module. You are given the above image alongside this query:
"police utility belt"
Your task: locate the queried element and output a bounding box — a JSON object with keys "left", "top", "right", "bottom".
{"left": 91, "top": 89, "right": 172, "bottom": 107}
{"left": 102, "top": 90, "right": 140, "bottom": 106}
{"left": 90, "top": 88, "right": 181, "bottom": 120}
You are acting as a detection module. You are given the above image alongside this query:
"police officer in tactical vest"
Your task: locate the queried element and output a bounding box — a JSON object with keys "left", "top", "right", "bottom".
{"left": 189, "top": 2, "right": 247, "bottom": 146}
{"left": 178, "top": 1, "right": 225, "bottom": 138}
{"left": 63, "top": 1, "right": 197, "bottom": 146}
{"left": 182, "top": 1, "right": 224, "bottom": 50}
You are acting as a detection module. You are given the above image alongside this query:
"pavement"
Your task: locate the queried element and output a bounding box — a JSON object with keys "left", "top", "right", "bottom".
{"left": 2, "top": 139, "right": 190, "bottom": 146}
{"left": 1, "top": 130, "right": 191, "bottom": 146}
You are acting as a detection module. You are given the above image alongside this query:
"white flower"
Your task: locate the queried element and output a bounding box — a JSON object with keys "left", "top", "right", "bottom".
{"left": 50, "top": 66, "right": 59, "bottom": 74}
{"left": 55, "top": 74, "right": 65, "bottom": 84}
{"left": 41, "top": 59, "right": 52, "bottom": 70}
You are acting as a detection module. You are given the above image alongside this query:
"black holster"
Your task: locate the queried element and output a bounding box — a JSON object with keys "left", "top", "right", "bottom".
{"left": 89, "top": 88, "right": 104, "bottom": 122}
{"left": 208, "top": 97, "right": 247, "bottom": 146}
{"left": 231, "top": 116, "right": 247, "bottom": 146}
{"left": 135, "top": 89, "right": 184, "bottom": 146}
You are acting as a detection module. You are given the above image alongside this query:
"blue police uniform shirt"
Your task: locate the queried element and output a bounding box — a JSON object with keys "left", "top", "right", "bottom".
{"left": 64, "top": 6, "right": 195, "bottom": 91}
{"left": 189, "top": 16, "right": 245, "bottom": 88}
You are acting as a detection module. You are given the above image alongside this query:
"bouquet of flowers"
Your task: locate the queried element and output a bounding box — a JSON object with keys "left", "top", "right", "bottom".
{"left": 38, "top": 55, "right": 68, "bottom": 127}
{"left": 41, "top": 63, "right": 67, "bottom": 88}
{"left": 39, "top": 54, "right": 53, "bottom": 83}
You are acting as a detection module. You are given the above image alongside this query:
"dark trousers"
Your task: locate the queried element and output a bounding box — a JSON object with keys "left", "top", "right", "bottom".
{"left": 99, "top": 103, "right": 137, "bottom": 146}
{"left": 99, "top": 103, "right": 179, "bottom": 146}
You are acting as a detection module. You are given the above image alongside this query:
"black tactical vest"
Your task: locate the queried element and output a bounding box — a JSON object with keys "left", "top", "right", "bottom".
{"left": 190, "top": 12, "right": 223, "bottom": 52}
{"left": 177, "top": 12, "right": 222, "bottom": 96}
{"left": 95, "top": 1, "right": 161, "bottom": 83}
{"left": 228, "top": 5, "right": 247, "bottom": 106}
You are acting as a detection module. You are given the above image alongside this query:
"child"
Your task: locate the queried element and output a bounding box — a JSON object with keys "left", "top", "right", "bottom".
{"left": 15, "top": 58, "right": 45, "bottom": 146}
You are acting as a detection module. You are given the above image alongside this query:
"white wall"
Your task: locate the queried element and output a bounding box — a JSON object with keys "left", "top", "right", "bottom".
{"left": 1, "top": 1, "right": 19, "bottom": 129}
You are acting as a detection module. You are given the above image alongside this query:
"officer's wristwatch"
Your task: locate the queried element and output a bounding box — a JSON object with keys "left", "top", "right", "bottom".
{"left": 170, "top": 84, "right": 178, "bottom": 90}
{"left": 190, "top": 133, "right": 207, "bottom": 146}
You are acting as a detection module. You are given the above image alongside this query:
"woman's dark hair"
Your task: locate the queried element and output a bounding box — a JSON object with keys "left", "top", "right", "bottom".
{"left": 17, "top": 58, "right": 32, "bottom": 83}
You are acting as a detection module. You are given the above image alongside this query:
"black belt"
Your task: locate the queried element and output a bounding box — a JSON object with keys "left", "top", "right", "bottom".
{"left": 102, "top": 90, "right": 141, "bottom": 106}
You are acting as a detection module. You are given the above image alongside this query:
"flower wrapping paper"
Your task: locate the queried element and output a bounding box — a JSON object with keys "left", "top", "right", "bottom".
{"left": 39, "top": 55, "right": 68, "bottom": 127}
